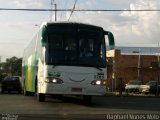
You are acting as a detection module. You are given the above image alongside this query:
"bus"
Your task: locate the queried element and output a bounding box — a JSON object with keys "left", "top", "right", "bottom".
{"left": 22, "top": 22, "right": 115, "bottom": 103}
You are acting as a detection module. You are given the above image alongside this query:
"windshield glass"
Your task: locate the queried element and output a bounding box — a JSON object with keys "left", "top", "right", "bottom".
{"left": 147, "top": 81, "right": 158, "bottom": 86}
{"left": 45, "top": 26, "right": 106, "bottom": 67}
{"left": 128, "top": 80, "right": 142, "bottom": 85}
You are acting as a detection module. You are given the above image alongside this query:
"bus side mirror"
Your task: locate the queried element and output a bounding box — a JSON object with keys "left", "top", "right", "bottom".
{"left": 104, "top": 31, "right": 115, "bottom": 50}
{"left": 42, "top": 42, "right": 47, "bottom": 47}
{"left": 41, "top": 26, "right": 48, "bottom": 47}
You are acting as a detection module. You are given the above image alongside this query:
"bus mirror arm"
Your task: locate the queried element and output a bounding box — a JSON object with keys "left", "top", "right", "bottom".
{"left": 42, "top": 43, "right": 47, "bottom": 47}
{"left": 104, "top": 31, "right": 115, "bottom": 50}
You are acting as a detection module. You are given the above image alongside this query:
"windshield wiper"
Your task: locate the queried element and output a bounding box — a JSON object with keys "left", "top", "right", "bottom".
{"left": 95, "top": 67, "right": 103, "bottom": 71}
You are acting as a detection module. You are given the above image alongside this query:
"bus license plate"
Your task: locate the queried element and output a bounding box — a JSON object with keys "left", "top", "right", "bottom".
{"left": 71, "top": 88, "right": 82, "bottom": 92}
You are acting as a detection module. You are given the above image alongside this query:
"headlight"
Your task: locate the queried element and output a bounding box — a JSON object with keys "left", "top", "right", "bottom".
{"left": 96, "top": 80, "right": 101, "bottom": 85}
{"left": 91, "top": 80, "right": 106, "bottom": 86}
{"left": 52, "top": 79, "right": 57, "bottom": 83}
{"left": 44, "top": 77, "right": 63, "bottom": 84}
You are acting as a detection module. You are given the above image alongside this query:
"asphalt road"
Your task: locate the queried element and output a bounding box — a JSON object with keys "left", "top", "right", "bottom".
{"left": 0, "top": 89, "right": 160, "bottom": 120}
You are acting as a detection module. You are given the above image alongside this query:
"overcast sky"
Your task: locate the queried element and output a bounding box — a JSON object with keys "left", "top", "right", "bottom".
{"left": 0, "top": 0, "right": 160, "bottom": 61}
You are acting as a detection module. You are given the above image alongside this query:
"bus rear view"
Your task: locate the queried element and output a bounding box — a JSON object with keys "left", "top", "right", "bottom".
{"left": 22, "top": 22, "right": 115, "bottom": 103}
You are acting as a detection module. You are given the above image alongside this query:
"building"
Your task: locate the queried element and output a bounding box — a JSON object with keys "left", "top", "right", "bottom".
{"left": 106, "top": 49, "right": 160, "bottom": 91}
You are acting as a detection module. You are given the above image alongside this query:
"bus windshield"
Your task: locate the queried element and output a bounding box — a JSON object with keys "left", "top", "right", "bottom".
{"left": 46, "top": 26, "right": 106, "bottom": 67}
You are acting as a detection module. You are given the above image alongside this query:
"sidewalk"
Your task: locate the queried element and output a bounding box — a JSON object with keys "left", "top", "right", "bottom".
{"left": 105, "top": 91, "right": 160, "bottom": 97}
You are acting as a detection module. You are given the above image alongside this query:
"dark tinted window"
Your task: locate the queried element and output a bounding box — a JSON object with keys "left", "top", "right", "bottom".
{"left": 45, "top": 25, "right": 106, "bottom": 67}
{"left": 11, "top": 77, "right": 19, "bottom": 81}
{"left": 147, "top": 81, "right": 158, "bottom": 86}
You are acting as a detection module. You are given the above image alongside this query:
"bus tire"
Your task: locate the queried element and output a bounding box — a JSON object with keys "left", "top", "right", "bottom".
{"left": 83, "top": 95, "right": 92, "bottom": 104}
{"left": 36, "top": 79, "right": 45, "bottom": 102}
{"left": 23, "top": 85, "right": 32, "bottom": 96}
{"left": 37, "top": 93, "right": 45, "bottom": 102}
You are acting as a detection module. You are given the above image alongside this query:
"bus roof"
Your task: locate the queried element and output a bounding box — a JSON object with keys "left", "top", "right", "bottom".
{"left": 40, "top": 22, "right": 104, "bottom": 31}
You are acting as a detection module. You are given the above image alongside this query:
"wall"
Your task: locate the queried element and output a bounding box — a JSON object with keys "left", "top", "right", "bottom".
{"left": 106, "top": 49, "right": 160, "bottom": 90}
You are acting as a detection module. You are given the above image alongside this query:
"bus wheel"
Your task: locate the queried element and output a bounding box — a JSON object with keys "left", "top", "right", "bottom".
{"left": 37, "top": 93, "right": 45, "bottom": 102}
{"left": 83, "top": 95, "right": 92, "bottom": 105}
{"left": 36, "top": 81, "right": 45, "bottom": 102}
{"left": 23, "top": 86, "right": 31, "bottom": 96}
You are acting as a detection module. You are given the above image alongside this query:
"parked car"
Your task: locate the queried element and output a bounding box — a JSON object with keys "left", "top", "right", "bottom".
{"left": 1, "top": 76, "right": 22, "bottom": 93}
{"left": 125, "top": 80, "right": 142, "bottom": 93}
{"left": 139, "top": 81, "right": 160, "bottom": 95}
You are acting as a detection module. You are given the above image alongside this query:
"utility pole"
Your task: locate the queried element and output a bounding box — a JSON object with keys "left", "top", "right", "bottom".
{"left": 138, "top": 48, "right": 144, "bottom": 83}
{"left": 156, "top": 42, "right": 160, "bottom": 81}
{"left": 158, "top": 42, "right": 160, "bottom": 68}
{"left": 54, "top": 3, "right": 57, "bottom": 21}
{"left": 138, "top": 49, "right": 141, "bottom": 81}
{"left": 156, "top": 42, "right": 160, "bottom": 95}
{"left": 50, "top": 0, "right": 57, "bottom": 22}
{"left": 0, "top": 56, "right": 1, "bottom": 71}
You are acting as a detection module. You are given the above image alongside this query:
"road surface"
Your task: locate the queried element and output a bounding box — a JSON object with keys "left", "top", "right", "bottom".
{"left": 0, "top": 89, "right": 160, "bottom": 120}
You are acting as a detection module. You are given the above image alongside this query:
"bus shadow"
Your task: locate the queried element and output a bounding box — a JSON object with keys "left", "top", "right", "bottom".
{"left": 46, "top": 95, "right": 87, "bottom": 105}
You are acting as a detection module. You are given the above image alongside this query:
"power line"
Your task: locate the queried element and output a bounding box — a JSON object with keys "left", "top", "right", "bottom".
{"left": 0, "top": 8, "right": 160, "bottom": 12}
{"left": 68, "top": 0, "right": 78, "bottom": 21}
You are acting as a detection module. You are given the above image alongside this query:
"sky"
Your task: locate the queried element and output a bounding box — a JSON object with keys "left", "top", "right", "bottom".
{"left": 0, "top": 0, "right": 160, "bottom": 61}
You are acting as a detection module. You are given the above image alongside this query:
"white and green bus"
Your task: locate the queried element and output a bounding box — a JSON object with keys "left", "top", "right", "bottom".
{"left": 22, "top": 22, "right": 115, "bottom": 102}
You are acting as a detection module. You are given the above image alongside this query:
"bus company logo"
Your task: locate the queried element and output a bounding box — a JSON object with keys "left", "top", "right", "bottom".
{"left": 48, "top": 71, "right": 61, "bottom": 77}
{"left": 94, "top": 73, "right": 104, "bottom": 79}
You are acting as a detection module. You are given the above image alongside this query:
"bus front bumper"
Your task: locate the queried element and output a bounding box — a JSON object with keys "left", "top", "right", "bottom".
{"left": 39, "top": 83, "right": 106, "bottom": 96}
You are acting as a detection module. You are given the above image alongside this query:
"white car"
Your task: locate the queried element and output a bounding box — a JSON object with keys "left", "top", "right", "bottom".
{"left": 125, "top": 80, "right": 142, "bottom": 93}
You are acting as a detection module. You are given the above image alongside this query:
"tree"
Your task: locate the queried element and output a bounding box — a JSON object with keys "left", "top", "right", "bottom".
{"left": 0, "top": 57, "right": 22, "bottom": 82}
